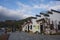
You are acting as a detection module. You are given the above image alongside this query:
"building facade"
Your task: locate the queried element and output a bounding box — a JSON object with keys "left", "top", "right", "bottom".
{"left": 22, "top": 10, "right": 60, "bottom": 35}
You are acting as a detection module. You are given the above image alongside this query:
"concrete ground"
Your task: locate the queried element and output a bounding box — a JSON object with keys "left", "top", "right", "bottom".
{"left": 8, "top": 31, "right": 60, "bottom": 40}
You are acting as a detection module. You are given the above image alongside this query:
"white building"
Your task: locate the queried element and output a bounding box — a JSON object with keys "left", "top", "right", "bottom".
{"left": 22, "top": 9, "right": 60, "bottom": 34}
{"left": 22, "top": 17, "right": 40, "bottom": 33}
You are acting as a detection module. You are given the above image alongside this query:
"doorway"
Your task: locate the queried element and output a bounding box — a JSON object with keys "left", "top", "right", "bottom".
{"left": 40, "top": 25, "right": 43, "bottom": 33}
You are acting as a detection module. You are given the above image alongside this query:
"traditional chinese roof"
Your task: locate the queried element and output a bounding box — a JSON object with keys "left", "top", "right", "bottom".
{"left": 51, "top": 9, "right": 60, "bottom": 13}
{"left": 36, "top": 15, "right": 41, "bottom": 17}
{"left": 47, "top": 11, "right": 53, "bottom": 14}
{"left": 26, "top": 17, "right": 37, "bottom": 19}
{"left": 40, "top": 13, "right": 49, "bottom": 17}
{"left": 22, "top": 18, "right": 33, "bottom": 27}
{"left": 36, "top": 18, "right": 45, "bottom": 22}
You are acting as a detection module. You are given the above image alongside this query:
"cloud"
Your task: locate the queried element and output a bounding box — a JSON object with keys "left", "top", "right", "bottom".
{"left": 17, "top": 1, "right": 60, "bottom": 16}
{"left": 17, "top": 2, "right": 32, "bottom": 11}
{"left": 32, "top": 1, "right": 60, "bottom": 21}
{"left": 48, "top": 1, "right": 60, "bottom": 10}
{"left": 33, "top": 4, "right": 49, "bottom": 9}
{"left": 33, "top": 1, "right": 60, "bottom": 10}
{"left": 0, "top": 5, "right": 33, "bottom": 21}
{"left": 16, "top": 2, "right": 35, "bottom": 16}
{"left": 0, "top": 1, "right": 60, "bottom": 21}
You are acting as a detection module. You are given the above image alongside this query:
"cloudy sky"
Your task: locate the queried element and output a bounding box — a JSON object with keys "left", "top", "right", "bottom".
{"left": 0, "top": 0, "right": 60, "bottom": 21}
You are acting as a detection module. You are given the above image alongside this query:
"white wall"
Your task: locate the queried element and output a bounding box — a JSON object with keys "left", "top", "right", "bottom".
{"left": 31, "top": 19, "right": 40, "bottom": 33}
{"left": 49, "top": 12, "right": 60, "bottom": 24}
{"left": 22, "top": 24, "right": 28, "bottom": 31}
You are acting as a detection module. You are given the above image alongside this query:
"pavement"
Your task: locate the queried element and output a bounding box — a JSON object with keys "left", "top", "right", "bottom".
{"left": 8, "top": 31, "right": 60, "bottom": 40}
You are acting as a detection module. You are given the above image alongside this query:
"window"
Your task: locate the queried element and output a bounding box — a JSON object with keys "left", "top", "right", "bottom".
{"left": 58, "top": 25, "right": 60, "bottom": 30}
{"left": 25, "top": 26, "right": 27, "bottom": 29}
{"left": 30, "top": 25, "right": 32, "bottom": 29}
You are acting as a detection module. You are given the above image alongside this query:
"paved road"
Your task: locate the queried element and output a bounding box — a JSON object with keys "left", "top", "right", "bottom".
{"left": 8, "top": 31, "right": 60, "bottom": 40}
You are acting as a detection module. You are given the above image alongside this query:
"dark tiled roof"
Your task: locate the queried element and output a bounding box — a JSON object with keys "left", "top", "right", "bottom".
{"left": 40, "top": 12, "right": 49, "bottom": 17}
{"left": 23, "top": 19, "right": 32, "bottom": 27}
{"left": 36, "top": 15, "right": 41, "bottom": 17}
{"left": 47, "top": 11, "right": 53, "bottom": 14}
{"left": 51, "top": 9, "right": 60, "bottom": 13}
{"left": 27, "top": 17, "right": 37, "bottom": 19}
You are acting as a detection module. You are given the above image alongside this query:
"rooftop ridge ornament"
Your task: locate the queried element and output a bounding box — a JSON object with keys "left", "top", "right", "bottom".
{"left": 47, "top": 11, "right": 53, "bottom": 14}
{"left": 51, "top": 9, "right": 60, "bottom": 13}
{"left": 36, "top": 15, "right": 41, "bottom": 17}
{"left": 40, "top": 12, "right": 49, "bottom": 17}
